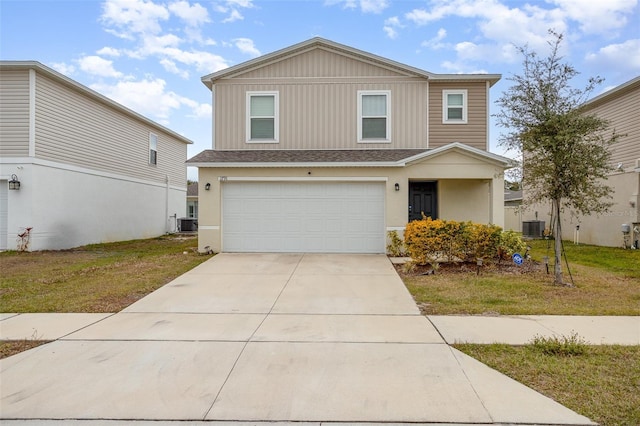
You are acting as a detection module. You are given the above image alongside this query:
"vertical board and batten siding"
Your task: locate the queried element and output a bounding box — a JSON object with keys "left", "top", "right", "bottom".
{"left": 0, "top": 69, "right": 30, "bottom": 157}
{"left": 33, "top": 73, "right": 186, "bottom": 185}
{"left": 214, "top": 50, "right": 428, "bottom": 150}
{"left": 428, "top": 82, "right": 487, "bottom": 150}
{"left": 215, "top": 80, "right": 428, "bottom": 150}
{"left": 234, "top": 48, "right": 404, "bottom": 79}
{"left": 586, "top": 85, "right": 640, "bottom": 169}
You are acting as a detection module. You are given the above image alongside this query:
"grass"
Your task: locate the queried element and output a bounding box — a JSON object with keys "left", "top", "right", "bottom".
{"left": 402, "top": 239, "right": 640, "bottom": 425}
{"left": 455, "top": 343, "right": 640, "bottom": 426}
{"left": 403, "top": 240, "right": 640, "bottom": 315}
{"left": 0, "top": 234, "right": 213, "bottom": 313}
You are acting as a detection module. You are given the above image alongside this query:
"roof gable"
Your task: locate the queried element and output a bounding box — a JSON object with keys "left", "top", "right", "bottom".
{"left": 201, "top": 37, "right": 500, "bottom": 89}
{"left": 231, "top": 47, "right": 410, "bottom": 79}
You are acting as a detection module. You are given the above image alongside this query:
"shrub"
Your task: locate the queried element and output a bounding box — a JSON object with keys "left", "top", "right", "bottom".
{"left": 386, "top": 231, "right": 407, "bottom": 257}
{"left": 404, "top": 217, "right": 459, "bottom": 264}
{"left": 404, "top": 218, "right": 524, "bottom": 264}
{"left": 463, "top": 223, "right": 502, "bottom": 261}
{"left": 498, "top": 230, "right": 527, "bottom": 259}
{"left": 530, "top": 332, "right": 587, "bottom": 356}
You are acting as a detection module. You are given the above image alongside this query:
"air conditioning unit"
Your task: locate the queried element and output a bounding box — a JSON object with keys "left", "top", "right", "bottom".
{"left": 522, "top": 220, "right": 545, "bottom": 238}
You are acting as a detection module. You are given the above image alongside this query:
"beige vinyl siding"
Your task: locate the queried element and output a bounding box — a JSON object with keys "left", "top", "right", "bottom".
{"left": 34, "top": 72, "right": 186, "bottom": 185}
{"left": 0, "top": 69, "right": 30, "bottom": 157}
{"left": 428, "top": 82, "right": 487, "bottom": 150}
{"left": 233, "top": 48, "right": 407, "bottom": 79}
{"left": 215, "top": 79, "right": 428, "bottom": 150}
{"left": 585, "top": 85, "right": 639, "bottom": 169}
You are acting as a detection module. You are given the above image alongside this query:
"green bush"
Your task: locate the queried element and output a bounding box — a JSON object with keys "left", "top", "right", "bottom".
{"left": 404, "top": 218, "right": 526, "bottom": 264}
{"left": 530, "top": 332, "right": 588, "bottom": 356}
{"left": 386, "top": 231, "right": 407, "bottom": 256}
{"left": 499, "top": 230, "right": 528, "bottom": 259}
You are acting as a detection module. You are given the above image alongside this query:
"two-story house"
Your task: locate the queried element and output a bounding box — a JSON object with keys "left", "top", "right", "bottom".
{"left": 521, "top": 76, "right": 640, "bottom": 248}
{"left": 188, "top": 38, "right": 512, "bottom": 253}
{"left": 0, "top": 61, "right": 192, "bottom": 251}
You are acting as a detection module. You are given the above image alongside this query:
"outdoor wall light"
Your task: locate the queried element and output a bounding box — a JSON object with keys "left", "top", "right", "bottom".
{"left": 394, "top": 183, "right": 400, "bottom": 191}
{"left": 204, "top": 182, "right": 211, "bottom": 191}
{"left": 8, "top": 174, "right": 20, "bottom": 190}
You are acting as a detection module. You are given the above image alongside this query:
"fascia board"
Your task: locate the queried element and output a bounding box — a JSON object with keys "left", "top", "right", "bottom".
{"left": 185, "top": 161, "right": 405, "bottom": 168}
{"left": 402, "top": 142, "right": 514, "bottom": 168}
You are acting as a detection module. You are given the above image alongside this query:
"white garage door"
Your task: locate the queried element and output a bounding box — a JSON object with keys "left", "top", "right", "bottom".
{"left": 222, "top": 181, "right": 385, "bottom": 253}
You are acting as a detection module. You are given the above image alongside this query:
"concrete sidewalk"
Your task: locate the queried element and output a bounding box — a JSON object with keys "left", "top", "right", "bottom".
{"left": 1, "top": 254, "right": 597, "bottom": 424}
{"left": 2, "top": 313, "right": 638, "bottom": 345}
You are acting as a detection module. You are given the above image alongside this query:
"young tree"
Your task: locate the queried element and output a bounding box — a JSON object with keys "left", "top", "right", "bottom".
{"left": 495, "top": 31, "right": 619, "bottom": 286}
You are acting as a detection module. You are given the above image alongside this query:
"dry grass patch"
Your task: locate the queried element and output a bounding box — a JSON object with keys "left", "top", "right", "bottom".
{"left": 401, "top": 240, "right": 640, "bottom": 316}
{"left": 0, "top": 235, "right": 213, "bottom": 313}
{"left": 0, "top": 340, "right": 51, "bottom": 359}
{"left": 455, "top": 343, "right": 640, "bottom": 426}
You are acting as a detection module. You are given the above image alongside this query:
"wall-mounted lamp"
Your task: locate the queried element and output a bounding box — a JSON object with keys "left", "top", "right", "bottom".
{"left": 8, "top": 174, "right": 20, "bottom": 190}
{"left": 204, "top": 182, "right": 211, "bottom": 191}
{"left": 394, "top": 183, "right": 400, "bottom": 191}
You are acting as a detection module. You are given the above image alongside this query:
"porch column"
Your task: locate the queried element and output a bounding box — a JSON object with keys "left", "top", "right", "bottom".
{"left": 491, "top": 174, "right": 505, "bottom": 228}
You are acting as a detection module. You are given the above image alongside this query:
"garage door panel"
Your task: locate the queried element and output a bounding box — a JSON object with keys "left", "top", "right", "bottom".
{"left": 222, "top": 181, "right": 385, "bottom": 253}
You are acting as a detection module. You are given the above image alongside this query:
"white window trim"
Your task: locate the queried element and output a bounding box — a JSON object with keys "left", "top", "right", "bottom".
{"left": 149, "top": 132, "right": 158, "bottom": 165}
{"left": 442, "top": 89, "right": 468, "bottom": 124}
{"left": 357, "top": 90, "right": 391, "bottom": 143}
{"left": 246, "top": 91, "right": 279, "bottom": 143}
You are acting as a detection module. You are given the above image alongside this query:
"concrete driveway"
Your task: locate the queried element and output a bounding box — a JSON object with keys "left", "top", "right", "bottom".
{"left": 1, "top": 253, "right": 593, "bottom": 424}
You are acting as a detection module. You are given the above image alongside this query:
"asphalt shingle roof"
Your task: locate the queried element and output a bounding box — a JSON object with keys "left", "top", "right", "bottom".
{"left": 186, "top": 149, "right": 430, "bottom": 164}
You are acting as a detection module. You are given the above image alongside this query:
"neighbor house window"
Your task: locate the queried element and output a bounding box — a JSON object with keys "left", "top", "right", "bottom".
{"left": 443, "top": 90, "right": 467, "bottom": 124}
{"left": 246, "top": 91, "right": 279, "bottom": 143}
{"left": 187, "top": 200, "right": 198, "bottom": 218}
{"left": 149, "top": 133, "right": 158, "bottom": 165}
{"left": 358, "top": 90, "right": 391, "bottom": 142}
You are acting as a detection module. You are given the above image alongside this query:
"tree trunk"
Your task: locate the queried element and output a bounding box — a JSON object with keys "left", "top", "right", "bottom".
{"left": 552, "top": 198, "right": 565, "bottom": 286}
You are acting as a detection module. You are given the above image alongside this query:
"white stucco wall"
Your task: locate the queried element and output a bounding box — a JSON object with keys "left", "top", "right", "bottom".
{"left": 1, "top": 161, "right": 185, "bottom": 251}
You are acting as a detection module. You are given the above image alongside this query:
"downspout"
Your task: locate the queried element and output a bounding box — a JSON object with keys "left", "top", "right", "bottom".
{"left": 165, "top": 174, "right": 169, "bottom": 233}
{"left": 211, "top": 86, "right": 216, "bottom": 150}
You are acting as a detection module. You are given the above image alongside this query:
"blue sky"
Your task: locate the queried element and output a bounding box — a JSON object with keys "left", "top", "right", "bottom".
{"left": 2, "top": 0, "right": 639, "bottom": 181}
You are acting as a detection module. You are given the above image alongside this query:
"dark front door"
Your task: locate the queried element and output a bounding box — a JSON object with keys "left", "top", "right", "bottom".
{"left": 409, "top": 181, "right": 437, "bottom": 222}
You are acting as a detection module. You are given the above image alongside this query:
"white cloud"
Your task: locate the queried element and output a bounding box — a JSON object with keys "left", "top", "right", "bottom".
{"left": 325, "top": 0, "right": 389, "bottom": 14}
{"left": 548, "top": 0, "right": 637, "bottom": 34}
{"left": 383, "top": 16, "right": 403, "bottom": 39}
{"left": 421, "top": 28, "right": 447, "bottom": 49}
{"left": 100, "top": 0, "right": 169, "bottom": 38}
{"left": 405, "top": 0, "right": 568, "bottom": 65}
{"left": 216, "top": 0, "right": 254, "bottom": 23}
{"left": 360, "top": 0, "right": 389, "bottom": 14}
{"left": 159, "top": 58, "right": 190, "bottom": 78}
{"left": 168, "top": 1, "right": 210, "bottom": 27}
{"left": 222, "top": 9, "right": 243, "bottom": 23}
{"left": 92, "top": 78, "right": 191, "bottom": 120}
{"left": 585, "top": 39, "right": 640, "bottom": 71}
{"left": 233, "top": 38, "right": 261, "bottom": 57}
{"left": 50, "top": 62, "right": 76, "bottom": 76}
{"left": 78, "top": 56, "right": 123, "bottom": 78}
{"left": 96, "top": 46, "right": 121, "bottom": 57}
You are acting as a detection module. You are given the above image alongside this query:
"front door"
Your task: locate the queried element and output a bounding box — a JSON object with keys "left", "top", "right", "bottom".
{"left": 408, "top": 181, "right": 437, "bottom": 222}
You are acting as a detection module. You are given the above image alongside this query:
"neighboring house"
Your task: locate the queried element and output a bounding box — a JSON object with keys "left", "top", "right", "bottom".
{"left": 521, "top": 76, "right": 640, "bottom": 248}
{"left": 504, "top": 189, "right": 523, "bottom": 232}
{"left": 0, "top": 61, "right": 192, "bottom": 251}
{"left": 186, "top": 182, "right": 198, "bottom": 218}
{"left": 187, "top": 38, "right": 512, "bottom": 253}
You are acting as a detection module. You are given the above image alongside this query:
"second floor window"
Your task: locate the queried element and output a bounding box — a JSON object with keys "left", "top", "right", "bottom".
{"left": 149, "top": 133, "right": 158, "bottom": 165}
{"left": 443, "top": 89, "right": 468, "bottom": 124}
{"left": 247, "top": 91, "right": 279, "bottom": 143}
{"left": 358, "top": 90, "right": 390, "bottom": 142}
